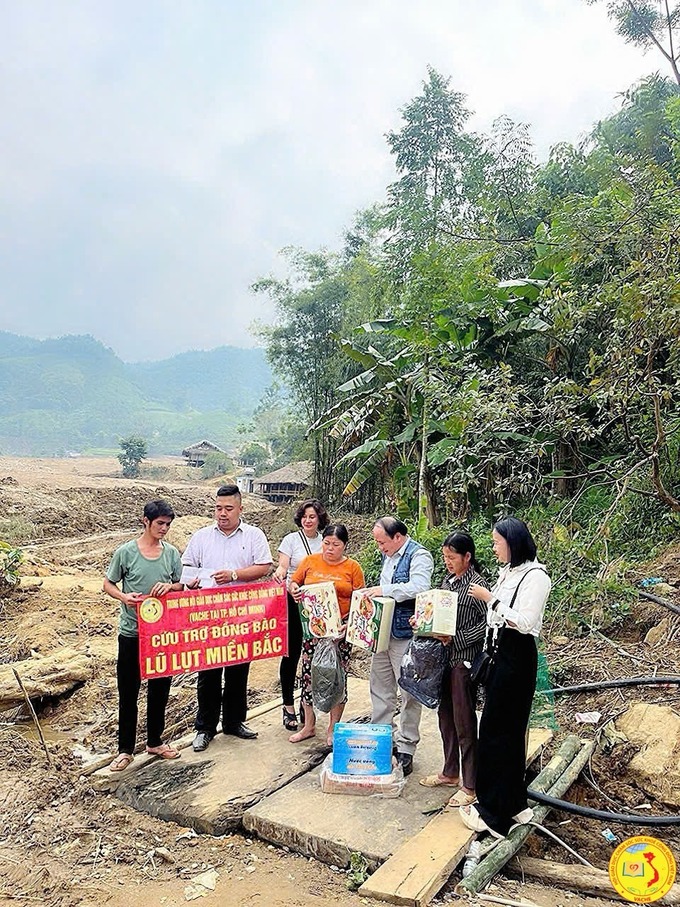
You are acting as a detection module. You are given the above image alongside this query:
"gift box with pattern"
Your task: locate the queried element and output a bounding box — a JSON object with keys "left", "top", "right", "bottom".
{"left": 346, "top": 591, "right": 395, "bottom": 653}
{"left": 297, "top": 581, "right": 343, "bottom": 639}
{"left": 413, "top": 588, "right": 458, "bottom": 637}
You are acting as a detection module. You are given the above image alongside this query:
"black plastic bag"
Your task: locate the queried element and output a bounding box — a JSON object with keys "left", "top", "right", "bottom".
{"left": 398, "top": 637, "right": 447, "bottom": 709}
{"left": 311, "top": 638, "right": 345, "bottom": 712}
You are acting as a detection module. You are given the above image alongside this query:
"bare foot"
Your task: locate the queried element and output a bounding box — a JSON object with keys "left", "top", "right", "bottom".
{"left": 289, "top": 726, "right": 316, "bottom": 743}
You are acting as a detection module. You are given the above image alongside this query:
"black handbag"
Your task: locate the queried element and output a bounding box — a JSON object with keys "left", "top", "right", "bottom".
{"left": 469, "top": 646, "right": 495, "bottom": 685}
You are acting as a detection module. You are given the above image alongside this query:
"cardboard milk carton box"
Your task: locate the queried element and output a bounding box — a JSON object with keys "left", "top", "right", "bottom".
{"left": 346, "top": 591, "right": 395, "bottom": 654}
{"left": 298, "top": 581, "right": 343, "bottom": 639}
{"left": 332, "top": 722, "right": 393, "bottom": 775}
{"left": 413, "top": 588, "right": 458, "bottom": 637}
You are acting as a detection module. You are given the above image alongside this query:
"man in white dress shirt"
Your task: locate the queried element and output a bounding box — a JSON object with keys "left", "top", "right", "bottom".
{"left": 363, "top": 516, "right": 434, "bottom": 776}
{"left": 181, "top": 484, "right": 272, "bottom": 751}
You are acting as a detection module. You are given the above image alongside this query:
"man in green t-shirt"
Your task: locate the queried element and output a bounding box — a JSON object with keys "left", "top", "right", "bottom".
{"left": 103, "top": 499, "right": 184, "bottom": 771}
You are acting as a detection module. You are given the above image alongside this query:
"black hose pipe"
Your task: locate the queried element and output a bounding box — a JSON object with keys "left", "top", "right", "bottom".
{"left": 547, "top": 676, "right": 680, "bottom": 694}
{"left": 527, "top": 788, "right": 680, "bottom": 826}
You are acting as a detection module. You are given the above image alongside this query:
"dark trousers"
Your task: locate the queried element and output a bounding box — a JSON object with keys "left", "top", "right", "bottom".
{"left": 279, "top": 592, "right": 303, "bottom": 706}
{"left": 117, "top": 634, "right": 171, "bottom": 755}
{"left": 438, "top": 661, "right": 478, "bottom": 789}
{"left": 195, "top": 662, "right": 250, "bottom": 735}
{"left": 475, "top": 629, "right": 537, "bottom": 836}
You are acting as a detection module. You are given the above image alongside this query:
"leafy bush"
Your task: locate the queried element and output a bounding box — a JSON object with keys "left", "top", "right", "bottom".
{"left": 0, "top": 541, "right": 22, "bottom": 596}
{"left": 200, "top": 452, "right": 235, "bottom": 480}
{"left": 118, "top": 435, "right": 148, "bottom": 478}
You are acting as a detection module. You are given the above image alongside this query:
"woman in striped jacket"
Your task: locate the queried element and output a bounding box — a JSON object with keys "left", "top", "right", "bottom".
{"left": 418, "top": 531, "right": 488, "bottom": 807}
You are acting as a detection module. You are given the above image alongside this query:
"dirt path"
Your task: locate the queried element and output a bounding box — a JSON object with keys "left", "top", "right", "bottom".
{"left": 1, "top": 456, "right": 678, "bottom": 907}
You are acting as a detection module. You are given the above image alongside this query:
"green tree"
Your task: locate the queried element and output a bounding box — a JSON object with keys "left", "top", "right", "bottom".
{"left": 586, "top": 1, "right": 680, "bottom": 84}
{"left": 118, "top": 435, "right": 147, "bottom": 478}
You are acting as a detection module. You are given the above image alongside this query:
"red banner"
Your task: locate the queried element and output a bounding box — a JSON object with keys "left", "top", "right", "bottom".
{"left": 137, "top": 581, "right": 287, "bottom": 679}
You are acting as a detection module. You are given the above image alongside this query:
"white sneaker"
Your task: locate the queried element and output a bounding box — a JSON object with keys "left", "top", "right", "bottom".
{"left": 459, "top": 805, "right": 505, "bottom": 839}
{"left": 512, "top": 807, "right": 533, "bottom": 824}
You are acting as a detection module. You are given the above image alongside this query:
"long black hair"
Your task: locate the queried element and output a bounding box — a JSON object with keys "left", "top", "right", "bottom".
{"left": 493, "top": 516, "right": 537, "bottom": 567}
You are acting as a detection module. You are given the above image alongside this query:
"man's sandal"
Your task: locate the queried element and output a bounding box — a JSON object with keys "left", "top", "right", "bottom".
{"left": 145, "top": 744, "right": 180, "bottom": 759}
{"left": 110, "top": 752, "right": 134, "bottom": 772}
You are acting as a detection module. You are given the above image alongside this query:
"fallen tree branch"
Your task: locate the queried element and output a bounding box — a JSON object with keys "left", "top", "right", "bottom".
{"left": 12, "top": 668, "right": 53, "bottom": 768}
{"left": 0, "top": 649, "right": 92, "bottom": 710}
{"left": 505, "top": 856, "right": 680, "bottom": 905}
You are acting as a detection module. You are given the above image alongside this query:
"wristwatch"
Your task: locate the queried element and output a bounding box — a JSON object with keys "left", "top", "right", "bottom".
{"left": 230, "top": 569, "right": 239, "bottom": 582}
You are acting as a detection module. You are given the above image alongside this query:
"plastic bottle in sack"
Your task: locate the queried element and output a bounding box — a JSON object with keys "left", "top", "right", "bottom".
{"left": 462, "top": 840, "right": 482, "bottom": 878}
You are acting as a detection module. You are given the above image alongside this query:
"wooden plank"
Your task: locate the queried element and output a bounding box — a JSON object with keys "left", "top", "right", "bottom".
{"left": 358, "top": 727, "right": 553, "bottom": 907}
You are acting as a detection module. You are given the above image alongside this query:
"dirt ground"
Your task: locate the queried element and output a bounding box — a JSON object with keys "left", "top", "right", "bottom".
{"left": 0, "top": 456, "right": 679, "bottom": 907}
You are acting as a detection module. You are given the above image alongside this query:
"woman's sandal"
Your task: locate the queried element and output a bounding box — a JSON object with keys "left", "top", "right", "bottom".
{"left": 145, "top": 743, "right": 180, "bottom": 760}
{"left": 419, "top": 774, "right": 460, "bottom": 788}
{"left": 447, "top": 788, "right": 477, "bottom": 807}
{"left": 282, "top": 707, "right": 298, "bottom": 732}
{"left": 110, "top": 752, "right": 134, "bottom": 772}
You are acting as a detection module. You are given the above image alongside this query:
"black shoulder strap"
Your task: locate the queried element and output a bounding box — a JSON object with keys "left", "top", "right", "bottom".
{"left": 298, "top": 531, "right": 313, "bottom": 556}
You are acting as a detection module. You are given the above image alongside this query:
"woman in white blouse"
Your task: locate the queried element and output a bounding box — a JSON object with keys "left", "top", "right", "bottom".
{"left": 273, "top": 499, "right": 329, "bottom": 732}
{"left": 460, "top": 516, "right": 551, "bottom": 838}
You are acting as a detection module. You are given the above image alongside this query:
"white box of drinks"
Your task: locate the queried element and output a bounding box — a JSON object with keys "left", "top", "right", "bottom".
{"left": 413, "top": 589, "right": 458, "bottom": 637}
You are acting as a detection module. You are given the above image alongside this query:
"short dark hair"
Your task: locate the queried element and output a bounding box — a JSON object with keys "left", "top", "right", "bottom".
{"left": 216, "top": 484, "right": 241, "bottom": 500}
{"left": 293, "top": 499, "right": 330, "bottom": 530}
{"left": 442, "top": 531, "right": 479, "bottom": 570}
{"left": 374, "top": 516, "right": 408, "bottom": 539}
{"left": 144, "top": 499, "right": 175, "bottom": 522}
{"left": 322, "top": 523, "right": 349, "bottom": 546}
{"left": 493, "top": 516, "right": 537, "bottom": 567}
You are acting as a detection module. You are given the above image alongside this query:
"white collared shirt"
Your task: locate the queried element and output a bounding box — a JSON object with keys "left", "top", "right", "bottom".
{"left": 180, "top": 520, "right": 272, "bottom": 588}
{"left": 487, "top": 560, "right": 551, "bottom": 636}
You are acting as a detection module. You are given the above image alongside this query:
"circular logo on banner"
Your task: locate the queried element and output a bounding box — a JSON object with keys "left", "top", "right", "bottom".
{"left": 609, "top": 836, "right": 676, "bottom": 903}
{"left": 139, "top": 597, "right": 163, "bottom": 624}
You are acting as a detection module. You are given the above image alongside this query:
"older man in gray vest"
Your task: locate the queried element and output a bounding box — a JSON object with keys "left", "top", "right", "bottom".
{"left": 363, "top": 516, "right": 434, "bottom": 776}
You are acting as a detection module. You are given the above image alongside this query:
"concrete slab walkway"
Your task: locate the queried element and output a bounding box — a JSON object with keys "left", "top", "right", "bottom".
{"left": 112, "top": 679, "right": 374, "bottom": 835}
{"left": 243, "top": 706, "right": 456, "bottom": 869}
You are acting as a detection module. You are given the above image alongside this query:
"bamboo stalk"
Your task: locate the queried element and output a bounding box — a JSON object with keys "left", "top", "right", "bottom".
{"left": 456, "top": 739, "right": 595, "bottom": 897}
{"left": 12, "top": 668, "right": 54, "bottom": 768}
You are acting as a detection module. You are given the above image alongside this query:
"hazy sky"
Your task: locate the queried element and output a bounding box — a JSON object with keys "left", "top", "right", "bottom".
{"left": 0, "top": 1, "right": 659, "bottom": 361}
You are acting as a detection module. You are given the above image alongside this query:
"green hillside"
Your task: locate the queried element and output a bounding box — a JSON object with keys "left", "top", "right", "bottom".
{"left": 0, "top": 332, "right": 272, "bottom": 455}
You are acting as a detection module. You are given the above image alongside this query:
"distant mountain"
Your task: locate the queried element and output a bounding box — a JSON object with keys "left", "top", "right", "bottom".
{"left": 0, "top": 332, "right": 272, "bottom": 455}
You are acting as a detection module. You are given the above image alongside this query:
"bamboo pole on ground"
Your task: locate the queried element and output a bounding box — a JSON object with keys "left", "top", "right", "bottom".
{"left": 456, "top": 739, "right": 595, "bottom": 897}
